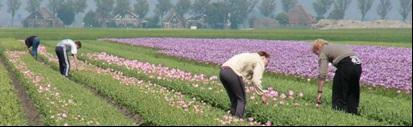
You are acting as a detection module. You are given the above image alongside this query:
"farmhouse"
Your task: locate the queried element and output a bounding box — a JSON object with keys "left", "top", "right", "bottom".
{"left": 288, "top": 5, "right": 316, "bottom": 26}
{"left": 105, "top": 10, "right": 144, "bottom": 27}
{"left": 22, "top": 8, "right": 64, "bottom": 28}
{"left": 162, "top": 9, "right": 186, "bottom": 29}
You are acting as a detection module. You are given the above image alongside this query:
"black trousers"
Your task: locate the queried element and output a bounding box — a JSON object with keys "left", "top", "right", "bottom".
{"left": 332, "top": 56, "right": 362, "bottom": 115}
{"left": 55, "top": 46, "right": 70, "bottom": 77}
{"left": 219, "top": 67, "right": 246, "bottom": 118}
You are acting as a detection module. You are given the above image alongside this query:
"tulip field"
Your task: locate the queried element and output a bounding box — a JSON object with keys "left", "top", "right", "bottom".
{"left": 0, "top": 29, "right": 411, "bottom": 126}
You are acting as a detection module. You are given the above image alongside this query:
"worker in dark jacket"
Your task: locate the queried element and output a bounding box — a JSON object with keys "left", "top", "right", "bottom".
{"left": 25, "top": 36, "right": 41, "bottom": 60}
{"left": 312, "top": 39, "right": 362, "bottom": 115}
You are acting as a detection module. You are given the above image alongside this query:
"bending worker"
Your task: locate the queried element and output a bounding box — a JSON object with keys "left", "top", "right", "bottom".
{"left": 55, "top": 39, "right": 81, "bottom": 77}
{"left": 312, "top": 39, "right": 362, "bottom": 115}
{"left": 219, "top": 51, "right": 270, "bottom": 118}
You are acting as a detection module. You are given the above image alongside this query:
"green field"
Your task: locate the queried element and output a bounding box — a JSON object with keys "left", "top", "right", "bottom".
{"left": 0, "top": 28, "right": 411, "bottom": 126}
{"left": 0, "top": 28, "right": 411, "bottom": 44}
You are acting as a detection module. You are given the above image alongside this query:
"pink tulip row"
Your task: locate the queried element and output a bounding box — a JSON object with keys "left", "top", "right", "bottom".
{"left": 41, "top": 51, "right": 265, "bottom": 126}
{"left": 87, "top": 52, "right": 306, "bottom": 108}
{"left": 87, "top": 52, "right": 219, "bottom": 83}
{"left": 5, "top": 51, "right": 98, "bottom": 125}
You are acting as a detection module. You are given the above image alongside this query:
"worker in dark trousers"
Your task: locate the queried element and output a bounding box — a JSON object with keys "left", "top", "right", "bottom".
{"left": 25, "top": 36, "right": 40, "bottom": 60}
{"left": 55, "top": 39, "right": 81, "bottom": 77}
{"left": 312, "top": 39, "right": 362, "bottom": 115}
{"left": 219, "top": 51, "right": 270, "bottom": 118}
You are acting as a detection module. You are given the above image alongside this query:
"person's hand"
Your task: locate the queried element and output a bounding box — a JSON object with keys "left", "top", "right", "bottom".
{"left": 261, "top": 95, "right": 269, "bottom": 104}
{"left": 316, "top": 93, "right": 322, "bottom": 108}
{"left": 72, "top": 63, "right": 78, "bottom": 71}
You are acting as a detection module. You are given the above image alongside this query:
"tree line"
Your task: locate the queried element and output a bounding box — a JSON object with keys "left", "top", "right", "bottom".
{"left": 1, "top": 0, "right": 411, "bottom": 28}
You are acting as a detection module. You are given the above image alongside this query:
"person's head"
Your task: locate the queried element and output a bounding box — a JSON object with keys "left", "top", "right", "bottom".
{"left": 312, "top": 39, "right": 328, "bottom": 55}
{"left": 75, "top": 41, "right": 82, "bottom": 49}
{"left": 257, "top": 51, "right": 270, "bottom": 67}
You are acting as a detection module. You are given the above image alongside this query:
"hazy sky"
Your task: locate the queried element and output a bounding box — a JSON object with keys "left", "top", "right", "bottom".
{"left": 0, "top": 0, "right": 411, "bottom": 27}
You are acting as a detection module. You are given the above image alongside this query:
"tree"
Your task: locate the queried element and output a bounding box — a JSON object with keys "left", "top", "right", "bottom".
{"left": 83, "top": 10, "right": 100, "bottom": 27}
{"left": 48, "top": 0, "right": 62, "bottom": 16}
{"left": 259, "top": 0, "right": 277, "bottom": 18}
{"left": 134, "top": 0, "right": 149, "bottom": 19}
{"left": 224, "top": 0, "right": 251, "bottom": 29}
{"left": 328, "top": 0, "right": 352, "bottom": 20}
{"left": 247, "top": 0, "right": 259, "bottom": 14}
{"left": 7, "top": 0, "right": 21, "bottom": 26}
{"left": 57, "top": 4, "right": 75, "bottom": 26}
{"left": 243, "top": 0, "right": 259, "bottom": 28}
{"left": 146, "top": 16, "right": 161, "bottom": 28}
{"left": 281, "top": 0, "right": 297, "bottom": 12}
{"left": 155, "top": 0, "right": 173, "bottom": 19}
{"left": 26, "top": 0, "right": 43, "bottom": 14}
{"left": 205, "top": 2, "right": 228, "bottom": 29}
{"left": 275, "top": 12, "right": 289, "bottom": 26}
{"left": 313, "top": 0, "right": 334, "bottom": 20}
{"left": 96, "top": 0, "right": 115, "bottom": 19}
{"left": 358, "top": 0, "right": 374, "bottom": 21}
{"left": 191, "top": 0, "right": 210, "bottom": 17}
{"left": 68, "top": 0, "right": 87, "bottom": 14}
{"left": 377, "top": 0, "right": 392, "bottom": 19}
{"left": 114, "top": 0, "right": 131, "bottom": 16}
{"left": 399, "top": 0, "right": 412, "bottom": 22}
{"left": 175, "top": 0, "right": 191, "bottom": 17}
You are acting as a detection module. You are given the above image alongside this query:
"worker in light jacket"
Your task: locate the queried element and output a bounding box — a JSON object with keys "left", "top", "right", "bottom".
{"left": 312, "top": 39, "right": 362, "bottom": 115}
{"left": 55, "top": 39, "right": 81, "bottom": 77}
{"left": 219, "top": 51, "right": 270, "bottom": 118}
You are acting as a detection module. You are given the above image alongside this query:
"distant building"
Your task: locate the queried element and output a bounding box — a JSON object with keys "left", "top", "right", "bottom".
{"left": 22, "top": 8, "right": 64, "bottom": 28}
{"left": 162, "top": 9, "right": 186, "bottom": 29}
{"left": 186, "top": 15, "right": 207, "bottom": 29}
{"left": 105, "top": 10, "right": 144, "bottom": 28}
{"left": 288, "top": 5, "right": 316, "bottom": 26}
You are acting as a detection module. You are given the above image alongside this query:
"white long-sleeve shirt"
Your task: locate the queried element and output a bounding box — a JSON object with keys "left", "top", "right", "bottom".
{"left": 56, "top": 39, "right": 77, "bottom": 55}
{"left": 222, "top": 53, "right": 265, "bottom": 95}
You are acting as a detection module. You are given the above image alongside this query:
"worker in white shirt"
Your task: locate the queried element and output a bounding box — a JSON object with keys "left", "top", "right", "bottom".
{"left": 55, "top": 39, "right": 81, "bottom": 77}
{"left": 219, "top": 51, "right": 270, "bottom": 118}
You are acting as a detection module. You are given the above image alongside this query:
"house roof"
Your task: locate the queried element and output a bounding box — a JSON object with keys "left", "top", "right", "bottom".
{"left": 112, "top": 10, "right": 140, "bottom": 19}
{"left": 22, "top": 7, "right": 64, "bottom": 25}
{"left": 163, "top": 9, "right": 185, "bottom": 23}
{"left": 24, "top": 8, "right": 55, "bottom": 20}
{"left": 288, "top": 5, "right": 315, "bottom": 25}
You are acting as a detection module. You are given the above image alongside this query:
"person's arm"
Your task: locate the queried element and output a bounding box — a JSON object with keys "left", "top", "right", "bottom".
{"left": 316, "top": 53, "right": 328, "bottom": 106}
{"left": 70, "top": 41, "right": 78, "bottom": 70}
{"left": 25, "top": 39, "right": 31, "bottom": 53}
{"left": 252, "top": 62, "right": 265, "bottom": 96}
{"left": 72, "top": 54, "right": 78, "bottom": 70}
{"left": 27, "top": 47, "right": 31, "bottom": 53}
{"left": 316, "top": 80, "right": 325, "bottom": 107}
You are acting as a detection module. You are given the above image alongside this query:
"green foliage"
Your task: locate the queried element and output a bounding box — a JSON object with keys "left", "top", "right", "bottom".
{"left": 276, "top": 12, "right": 289, "bottom": 26}
{"left": 2, "top": 48, "right": 134, "bottom": 125}
{"left": 57, "top": 5, "right": 76, "bottom": 26}
{"left": 52, "top": 40, "right": 411, "bottom": 126}
{"left": 0, "top": 55, "right": 27, "bottom": 125}
{"left": 0, "top": 28, "right": 411, "bottom": 44}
